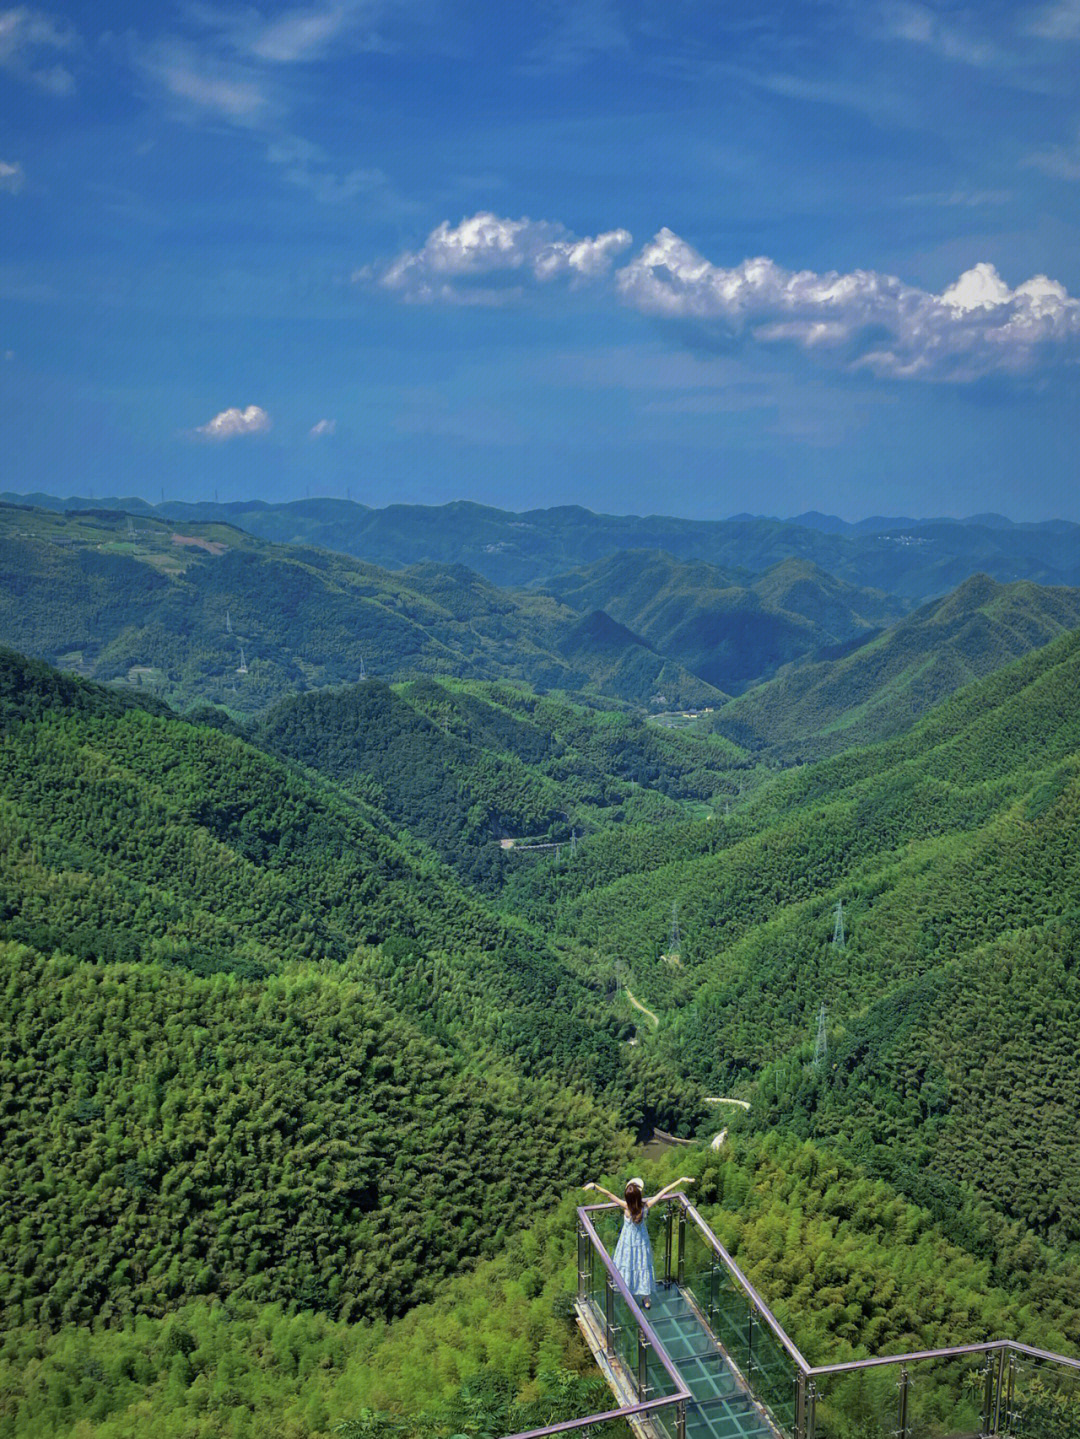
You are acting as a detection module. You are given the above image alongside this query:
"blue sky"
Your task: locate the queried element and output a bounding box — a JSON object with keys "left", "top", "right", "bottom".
{"left": 2, "top": 0, "right": 1079, "bottom": 521}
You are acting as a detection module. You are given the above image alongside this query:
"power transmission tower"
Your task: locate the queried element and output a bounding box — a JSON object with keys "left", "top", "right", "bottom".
{"left": 832, "top": 898, "right": 846, "bottom": 949}
{"left": 814, "top": 1002, "right": 828, "bottom": 1069}
{"left": 358, "top": 652, "right": 367, "bottom": 682}
{"left": 225, "top": 608, "right": 232, "bottom": 634}
{"left": 570, "top": 829, "right": 577, "bottom": 859}
{"left": 669, "top": 901, "right": 681, "bottom": 958}
{"left": 237, "top": 643, "right": 248, "bottom": 675}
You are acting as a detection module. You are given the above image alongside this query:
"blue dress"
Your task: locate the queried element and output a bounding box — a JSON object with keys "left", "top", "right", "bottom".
{"left": 613, "top": 1211, "right": 656, "bottom": 1297}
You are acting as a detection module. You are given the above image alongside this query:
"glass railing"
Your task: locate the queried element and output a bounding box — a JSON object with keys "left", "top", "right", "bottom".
{"left": 503, "top": 1194, "right": 1080, "bottom": 1439}
{"left": 680, "top": 1197, "right": 807, "bottom": 1437}
{"left": 502, "top": 1204, "right": 691, "bottom": 1439}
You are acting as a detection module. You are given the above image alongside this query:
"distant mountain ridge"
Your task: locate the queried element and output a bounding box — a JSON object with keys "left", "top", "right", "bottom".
{"left": 4, "top": 491, "right": 1078, "bottom": 597}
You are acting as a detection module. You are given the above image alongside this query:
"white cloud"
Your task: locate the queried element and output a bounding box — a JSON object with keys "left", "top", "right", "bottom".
{"left": 367, "top": 215, "right": 1080, "bottom": 381}
{"left": 0, "top": 5, "right": 75, "bottom": 93}
{"left": 0, "top": 159, "right": 25, "bottom": 193}
{"left": 369, "top": 212, "right": 633, "bottom": 302}
{"left": 309, "top": 418, "right": 336, "bottom": 437}
{"left": 901, "top": 188, "right": 1012, "bottom": 208}
{"left": 140, "top": 40, "right": 272, "bottom": 122}
{"left": 879, "top": 1, "right": 1000, "bottom": 66}
{"left": 196, "top": 405, "right": 271, "bottom": 439}
{"left": 616, "top": 231, "right": 1080, "bottom": 380}
{"left": 1025, "top": 126, "right": 1080, "bottom": 181}
{"left": 247, "top": 1, "right": 391, "bottom": 63}
{"left": 1027, "top": 0, "right": 1080, "bottom": 39}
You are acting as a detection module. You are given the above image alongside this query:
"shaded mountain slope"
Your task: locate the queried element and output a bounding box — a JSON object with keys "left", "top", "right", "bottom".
{"left": 543, "top": 550, "right": 901, "bottom": 691}
{"left": 258, "top": 675, "right": 746, "bottom": 890}
{"left": 0, "top": 648, "right": 635, "bottom": 1334}
{"left": 0, "top": 649, "right": 610, "bottom": 1074}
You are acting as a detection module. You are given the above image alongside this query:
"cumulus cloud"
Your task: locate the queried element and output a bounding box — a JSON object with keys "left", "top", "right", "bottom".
{"left": 196, "top": 405, "right": 271, "bottom": 439}
{"left": 0, "top": 159, "right": 24, "bottom": 193}
{"left": 367, "top": 212, "right": 633, "bottom": 303}
{"left": 615, "top": 231, "right": 1080, "bottom": 380}
{"left": 0, "top": 6, "right": 75, "bottom": 93}
{"left": 366, "top": 213, "right": 1080, "bottom": 381}
{"left": 309, "top": 417, "right": 336, "bottom": 437}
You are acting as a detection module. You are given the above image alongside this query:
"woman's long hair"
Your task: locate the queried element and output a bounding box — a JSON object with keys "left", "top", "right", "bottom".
{"left": 625, "top": 1182, "right": 644, "bottom": 1224}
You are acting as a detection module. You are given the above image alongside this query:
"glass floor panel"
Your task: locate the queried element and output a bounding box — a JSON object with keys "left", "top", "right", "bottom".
{"left": 644, "top": 1285, "right": 778, "bottom": 1439}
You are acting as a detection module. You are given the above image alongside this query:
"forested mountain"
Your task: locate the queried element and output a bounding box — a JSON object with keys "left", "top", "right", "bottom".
{"left": 0, "top": 504, "right": 720, "bottom": 713}
{"left": 7, "top": 491, "right": 1080, "bottom": 595}
{"left": 258, "top": 677, "right": 750, "bottom": 891}
{"left": 506, "top": 627, "right": 1080, "bottom": 1247}
{"left": 1, "top": 648, "right": 675, "bottom": 1340}
{"left": 542, "top": 551, "right": 902, "bottom": 692}
{"left": 713, "top": 572, "right": 1080, "bottom": 759}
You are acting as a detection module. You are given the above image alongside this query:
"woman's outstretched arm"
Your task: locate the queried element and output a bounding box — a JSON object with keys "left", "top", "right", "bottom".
{"left": 645, "top": 1177, "right": 695, "bottom": 1209}
{"left": 583, "top": 1181, "right": 628, "bottom": 1212}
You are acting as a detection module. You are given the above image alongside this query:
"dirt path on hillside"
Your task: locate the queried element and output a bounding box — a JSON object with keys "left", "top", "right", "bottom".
{"left": 623, "top": 985, "right": 660, "bottom": 1029}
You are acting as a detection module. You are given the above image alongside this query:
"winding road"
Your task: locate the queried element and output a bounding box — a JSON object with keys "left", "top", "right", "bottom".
{"left": 622, "top": 984, "right": 660, "bottom": 1030}
{"left": 620, "top": 986, "right": 747, "bottom": 1150}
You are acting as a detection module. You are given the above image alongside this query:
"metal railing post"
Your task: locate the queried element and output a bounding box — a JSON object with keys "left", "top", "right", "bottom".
{"left": 675, "top": 1398, "right": 686, "bottom": 1439}
{"left": 577, "top": 1222, "right": 589, "bottom": 1303}
{"left": 1002, "top": 1349, "right": 1016, "bottom": 1435}
{"left": 637, "top": 1329, "right": 652, "bottom": 1400}
{"left": 979, "top": 1351, "right": 996, "bottom": 1437}
{"left": 604, "top": 1272, "right": 615, "bottom": 1358}
{"left": 896, "top": 1366, "right": 910, "bottom": 1439}
{"left": 794, "top": 1371, "right": 807, "bottom": 1439}
{"left": 677, "top": 1206, "right": 685, "bottom": 1287}
{"left": 747, "top": 1304, "right": 756, "bottom": 1375}
{"left": 664, "top": 1203, "right": 674, "bottom": 1287}
{"left": 806, "top": 1379, "right": 818, "bottom": 1439}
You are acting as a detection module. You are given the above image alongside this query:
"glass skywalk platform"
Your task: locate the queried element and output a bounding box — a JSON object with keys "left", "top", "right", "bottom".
{"left": 643, "top": 1286, "right": 777, "bottom": 1439}
{"left": 503, "top": 1193, "right": 1080, "bottom": 1439}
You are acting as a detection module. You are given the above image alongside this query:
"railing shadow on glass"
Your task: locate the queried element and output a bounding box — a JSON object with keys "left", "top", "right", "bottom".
{"left": 501, "top": 1193, "right": 1080, "bottom": 1439}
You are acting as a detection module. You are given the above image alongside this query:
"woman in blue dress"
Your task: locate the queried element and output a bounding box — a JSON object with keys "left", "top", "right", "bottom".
{"left": 583, "top": 1175, "right": 695, "bottom": 1309}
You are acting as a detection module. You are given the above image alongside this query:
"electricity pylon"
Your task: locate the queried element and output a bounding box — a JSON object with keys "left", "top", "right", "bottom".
{"left": 832, "top": 898, "right": 846, "bottom": 949}
{"left": 669, "top": 901, "right": 681, "bottom": 958}
{"left": 814, "top": 1002, "right": 828, "bottom": 1070}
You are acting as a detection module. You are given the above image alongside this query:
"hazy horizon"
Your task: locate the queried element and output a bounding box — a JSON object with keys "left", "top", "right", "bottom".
{"left": 4, "top": 486, "right": 1079, "bottom": 531}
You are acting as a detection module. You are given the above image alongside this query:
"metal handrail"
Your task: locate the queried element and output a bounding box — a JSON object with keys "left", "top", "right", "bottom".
{"left": 501, "top": 1204, "right": 692, "bottom": 1439}
{"left": 668, "top": 1195, "right": 1080, "bottom": 1381}
{"left": 678, "top": 1196, "right": 812, "bottom": 1376}
{"left": 808, "top": 1336, "right": 1080, "bottom": 1376}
